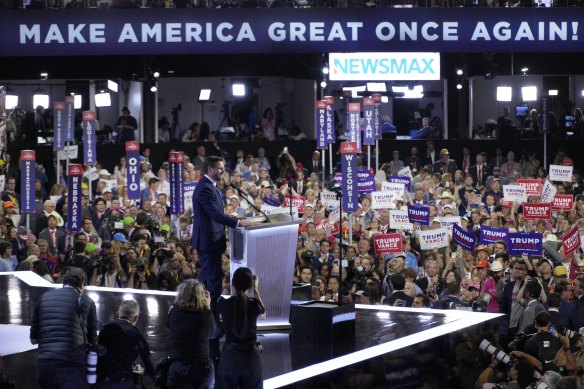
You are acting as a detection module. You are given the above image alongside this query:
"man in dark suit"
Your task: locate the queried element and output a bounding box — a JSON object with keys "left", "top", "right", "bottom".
{"left": 192, "top": 156, "right": 254, "bottom": 309}
{"left": 305, "top": 150, "right": 323, "bottom": 176}
{"left": 432, "top": 149, "right": 457, "bottom": 176}
{"left": 383, "top": 273, "right": 414, "bottom": 307}
{"left": 469, "top": 152, "right": 491, "bottom": 189}
{"left": 38, "top": 214, "right": 65, "bottom": 256}
{"left": 555, "top": 281, "right": 580, "bottom": 331}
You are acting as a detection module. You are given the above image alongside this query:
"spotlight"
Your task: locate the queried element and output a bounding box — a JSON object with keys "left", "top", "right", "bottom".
{"left": 73, "top": 94, "right": 82, "bottom": 109}
{"left": 496, "top": 86, "right": 512, "bottom": 102}
{"left": 456, "top": 83, "right": 463, "bottom": 90}
{"left": 107, "top": 80, "right": 119, "bottom": 93}
{"left": 232, "top": 83, "right": 245, "bottom": 97}
{"left": 5, "top": 89, "right": 18, "bottom": 109}
{"left": 456, "top": 68, "right": 463, "bottom": 76}
{"left": 381, "top": 96, "right": 389, "bottom": 103}
{"left": 548, "top": 90, "right": 558, "bottom": 96}
{"left": 33, "top": 89, "right": 49, "bottom": 108}
{"left": 522, "top": 86, "right": 537, "bottom": 101}
{"left": 198, "top": 89, "right": 211, "bottom": 102}
{"left": 320, "top": 81, "right": 327, "bottom": 89}
{"left": 95, "top": 92, "right": 111, "bottom": 107}
{"left": 153, "top": 71, "right": 160, "bottom": 78}
{"left": 322, "top": 67, "right": 329, "bottom": 75}
{"left": 40, "top": 72, "right": 48, "bottom": 80}
{"left": 521, "top": 67, "right": 529, "bottom": 75}
{"left": 150, "top": 83, "right": 158, "bottom": 93}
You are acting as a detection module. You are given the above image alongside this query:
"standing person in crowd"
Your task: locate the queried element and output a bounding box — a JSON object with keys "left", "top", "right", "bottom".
{"left": 261, "top": 108, "right": 276, "bottom": 141}
{"left": 30, "top": 267, "right": 97, "bottom": 389}
{"left": 166, "top": 280, "right": 215, "bottom": 389}
{"left": 96, "top": 299, "right": 155, "bottom": 388}
{"left": 116, "top": 107, "right": 137, "bottom": 143}
{"left": 217, "top": 267, "right": 265, "bottom": 389}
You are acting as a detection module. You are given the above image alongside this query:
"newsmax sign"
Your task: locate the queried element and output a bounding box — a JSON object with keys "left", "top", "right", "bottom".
{"left": 329, "top": 52, "right": 440, "bottom": 81}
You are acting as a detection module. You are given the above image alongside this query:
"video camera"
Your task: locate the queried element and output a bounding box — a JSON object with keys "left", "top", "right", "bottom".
{"left": 479, "top": 339, "right": 515, "bottom": 366}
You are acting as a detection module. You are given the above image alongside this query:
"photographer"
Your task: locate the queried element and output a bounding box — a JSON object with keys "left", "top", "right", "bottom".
{"left": 475, "top": 356, "right": 535, "bottom": 389}
{"left": 157, "top": 248, "right": 193, "bottom": 283}
{"left": 523, "top": 311, "right": 563, "bottom": 373}
{"left": 96, "top": 299, "right": 155, "bottom": 388}
{"left": 125, "top": 257, "right": 156, "bottom": 290}
{"left": 90, "top": 245, "right": 128, "bottom": 288}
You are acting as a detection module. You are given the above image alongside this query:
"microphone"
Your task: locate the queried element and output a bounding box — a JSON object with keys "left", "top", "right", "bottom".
{"left": 229, "top": 183, "right": 269, "bottom": 222}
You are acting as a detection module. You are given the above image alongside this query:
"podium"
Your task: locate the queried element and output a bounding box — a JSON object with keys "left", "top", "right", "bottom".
{"left": 229, "top": 213, "right": 301, "bottom": 330}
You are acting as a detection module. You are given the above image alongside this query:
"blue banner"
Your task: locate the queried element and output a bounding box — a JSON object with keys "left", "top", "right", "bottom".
{"left": 324, "top": 96, "right": 335, "bottom": 145}
{"left": 363, "top": 98, "right": 375, "bottom": 146}
{"left": 389, "top": 176, "right": 411, "bottom": 191}
{"left": 19, "top": 150, "right": 36, "bottom": 213}
{"left": 53, "top": 101, "right": 66, "bottom": 151}
{"left": 507, "top": 232, "right": 543, "bottom": 256}
{"left": 67, "top": 164, "right": 83, "bottom": 232}
{"left": 340, "top": 142, "right": 358, "bottom": 212}
{"left": 4, "top": 9, "right": 584, "bottom": 56}
{"left": 373, "top": 94, "right": 382, "bottom": 140}
{"left": 169, "top": 151, "right": 185, "bottom": 214}
{"left": 82, "top": 111, "right": 97, "bottom": 165}
{"left": 125, "top": 141, "right": 141, "bottom": 200}
{"left": 65, "top": 95, "right": 75, "bottom": 142}
{"left": 335, "top": 171, "right": 375, "bottom": 194}
{"left": 316, "top": 100, "right": 327, "bottom": 150}
{"left": 347, "top": 102, "right": 361, "bottom": 153}
{"left": 539, "top": 95, "right": 550, "bottom": 133}
{"left": 479, "top": 225, "right": 509, "bottom": 246}
{"left": 407, "top": 204, "right": 430, "bottom": 226}
{"left": 452, "top": 223, "right": 476, "bottom": 252}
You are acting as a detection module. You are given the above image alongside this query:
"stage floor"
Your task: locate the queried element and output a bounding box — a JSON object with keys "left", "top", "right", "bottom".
{"left": 0, "top": 272, "right": 501, "bottom": 388}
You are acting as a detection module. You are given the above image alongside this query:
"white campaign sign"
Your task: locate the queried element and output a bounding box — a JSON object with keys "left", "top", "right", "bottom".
{"left": 397, "top": 166, "right": 413, "bottom": 179}
{"left": 418, "top": 228, "right": 450, "bottom": 250}
{"left": 440, "top": 216, "right": 462, "bottom": 236}
{"left": 540, "top": 180, "right": 557, "bottom": 203}
{"left": 503, "top": 185, "right": 528, "bottom": 203}
{"left": 261, "top": 204, "right": 299, "bottom": 218}
{"left": 549, "top": 164, "right": 573, "bottom": 182}
{"left": 320, "top": 190, "right": 339, "bottom": 209}
{"left": 381, "top": 181, "right": 406, "bottom": 199}
{"left": 389, "top": 209, "right": 413, "bottom": 231}
{"left": 57, "top": 144, "right": 78, "bottom": 160}
{"left": 371, "top": 191, "right": 397, "bottom": 209}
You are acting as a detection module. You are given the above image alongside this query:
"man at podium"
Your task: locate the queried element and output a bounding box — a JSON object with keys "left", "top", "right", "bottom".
{"left": 192, "top": 156, "right": 256, "bottom": 313}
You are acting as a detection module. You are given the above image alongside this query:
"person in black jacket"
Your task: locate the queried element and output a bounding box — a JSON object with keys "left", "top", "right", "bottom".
{"left": 166, "top": 279, "right": 215, "bottom": 389}
{"left": 96, "top": 299, "right": 155, "bottom": 388}
{"left": 30, "top": 266, "right": 97, "bottom": 389}
{"left": 217, "top": 267, "right": 265, "bottom": 389}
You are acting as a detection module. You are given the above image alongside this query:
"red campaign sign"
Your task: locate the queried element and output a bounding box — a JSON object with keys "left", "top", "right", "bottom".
{"left": 68, "top": 163, "right": 83, "bottom": 176}
{"left": 316, "top": 100, "right": 327, "bottom": 109}
{"left": 20, "top": 150, "right": 35, "bottom": 161}
{"left": 316, "top": 219, "right": 340, "bottom": 237}
{"left": 283, "top": 194, "right": 306, "bottom": 214}
{"left": 168, "top": 151, "right": 184, "bottom": 163}
{"left": 373, "top": 233, "right": 403, "bottom": 255}
{"left": 340, "top": 141, "right": 357, "bottom": 154}
{"left": 82, "top": 111, "right": 96, "bottom": 121}
{"left": 324, "top": 96, "right": 334, "bottom": 105}
{"left": 562, "top": 225, "right": 581, "bottom": 257}
{"left": 523, "top": 203, "right": 552, "bottom": 220}
{"left": 125, "top": 141, "right": 140, "bottom": 151}
{"left": 552, "top": 194, "right": 574, "bottom": 211}
{"left": 517, "top": 179, "right": 543, "bottom": 197}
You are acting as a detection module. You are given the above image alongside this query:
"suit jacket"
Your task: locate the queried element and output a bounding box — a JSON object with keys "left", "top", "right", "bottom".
{"left": 140, "top": 188, "right": 158, "bottom": 203}
{"left": 469, "top": 164, "right": 492, "bottom": 187}
{"left": 38, "top": 227, "right": 65, "bottom": 256}
{"left": 559, "top": 301, "right": 580, "bottom": 331}
{"left": 383, "top": 290, "right": 414, "bottom": 307}
{"left": 191, "top": 176, "right": 238, "bottom": 253}
{"left": 432, "top": 159, "right": 457, "bottom": 176}
{"left": 305, "top": 159, "right": 323, "bottom": 176}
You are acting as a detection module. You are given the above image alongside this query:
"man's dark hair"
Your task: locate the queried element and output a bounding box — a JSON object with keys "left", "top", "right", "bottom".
{"left": 402, "top": 267, "right": 417, "bottom": 281}
{"left": 101, "top": 241, "right": 113, "bottom": 250}
{"left": 515, "top": 359, "right": 535, "bottom": 389}
{"left": 494, "top": 253, "right": 509, "bottom": 262}
{"left": 62, "top": 266, "right": 86, "bottom": 288}
{"left": 555, "top": 281, "right": 570, "bottom": 295}
{"left": 135, "top": 213, "right": 149, "bottom": 226}
{"left": 319, "top": 238, "right": 330, "bottom": 246}
{"left": 75, "top": 232, "right": 86, "bottom": 241}
{"left": 0, "top": 240, "right": 11, "bottom": 256}
{"left": 203, "top": 156, "right": 224, "bottom": 175}
{"left": 526, "top": 281, "right": 541, "bottom": 299}
{"left": 132, "top": 234, "right": 147, "bottom": 242}
{"left": 535, "top": 311, "right": 551, "bottom": 327}
{"left": 494, "top": 240, "right": 507, "bottom": 250}
{"left": 94, "top": 197, "right": 106, "bottom": 206}
{"left": 74, "top": 241, "right": 87, "bottom": 254}
{"left": 548, "top": 292, "right": 561, "bottom": 308}
{"left": 389, "top": 273, "right": 405, "bottom": 291}
{"left": 299, "top": 265, "right": 312, "bottom": 275}
{"left": 445, "top": 281, "right": 459, "bottom": 295}
{"left": 415, "top": 293, "right": 430, "bottom": 307}
{"left": 47, "top": 214, "right": 58, "bottom": 222}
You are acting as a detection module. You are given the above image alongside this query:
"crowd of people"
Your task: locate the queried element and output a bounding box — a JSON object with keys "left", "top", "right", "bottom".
{"left": 5, "top": 139, "right": 584, "bottom": 388}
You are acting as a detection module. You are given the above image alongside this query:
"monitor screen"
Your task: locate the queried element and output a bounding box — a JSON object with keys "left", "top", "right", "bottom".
{"left": 515, "top": 106, "right": 529, "bottom": 116}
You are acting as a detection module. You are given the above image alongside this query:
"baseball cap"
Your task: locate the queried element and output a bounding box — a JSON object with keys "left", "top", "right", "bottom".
{"left": 553, "top": 266, "right": 568, "bottom": 277}
{"left": 113, "top": 232, "right": 128, "bottom": 243}
{"left": 4, "top": 201, "right": 14, "bottom": 209}
{"left": 440, "top": 148, "right": 449, "bottom": 155}
{"left": 85, "top": 242, "right": 97, "bottom": 254}
{"left": 476, "top": 260, "right": 491, "bottom": 269}
{"left": 159, "top": 224, "right": 171, "bottom": 233}
{"left": 122, "top": 216, "right": 135, "bottom": 227}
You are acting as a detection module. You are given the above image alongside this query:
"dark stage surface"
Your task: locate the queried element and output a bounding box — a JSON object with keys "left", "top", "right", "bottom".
{"left": 0, "top": 272, "right": 501, "bottom": 388}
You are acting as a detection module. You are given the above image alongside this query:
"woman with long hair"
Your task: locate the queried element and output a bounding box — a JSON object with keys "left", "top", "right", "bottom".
{"left": 166, "top": 279, "right": 215, "bottom": 389}
{"left": 217, "top": 267, "right": 265, "bottom": 389}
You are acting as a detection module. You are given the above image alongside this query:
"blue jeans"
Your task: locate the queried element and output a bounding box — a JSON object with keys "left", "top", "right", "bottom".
{"left": 37, "top": 360, "right": 88, "bottom": 389}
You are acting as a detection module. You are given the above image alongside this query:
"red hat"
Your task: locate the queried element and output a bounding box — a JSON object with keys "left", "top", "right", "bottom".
{"left": 477, "top": 260, "right": 491, "bottom": 269}
{"left": 296, "top": 163, "right": 304, "bottom": 170}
